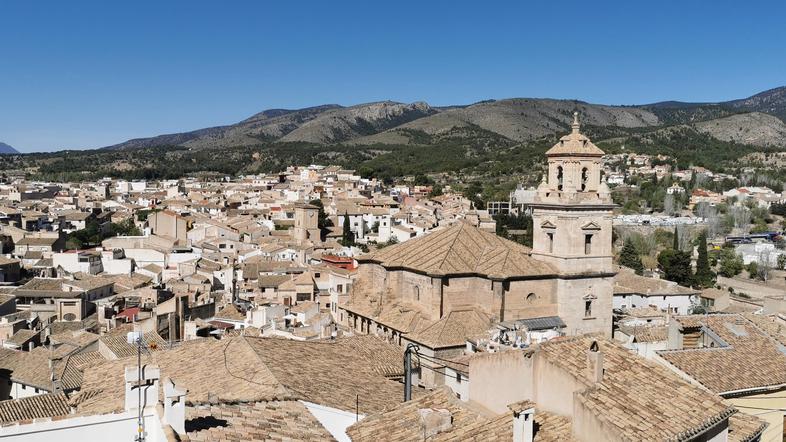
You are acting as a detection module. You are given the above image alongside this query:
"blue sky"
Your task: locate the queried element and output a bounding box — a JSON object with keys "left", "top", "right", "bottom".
{"left": 1, "top": 1, "right": 784, "bottom": 152}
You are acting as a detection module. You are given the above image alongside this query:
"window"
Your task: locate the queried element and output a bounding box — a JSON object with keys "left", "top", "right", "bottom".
{"left": 584, "top": 234, "right": 592, "bottom": 255}
{"left": 456, "top": 373, "right": 462, "bottom": 383}
{"left": 414, "top": 286, "right": 420, "bottom": 301}
{"left": 314, "top": 272, "right": 320, "bottom": 278}
{"left": 581, "top": 167, "right": 588, "bottom": 191}
{"left": 526, "top": 293, "right": 536, "bottom": 303}
{"left": 557, "top": 166, "right": 564, "bottom": 191}
{"left": 547, "top": 232, "right": 554, "bottom": 253}
{"left": 584, "top": 300, "right": 593, "bottom": 318}
{"left": 337, "top": 284, "right": 343, "bottom": 293}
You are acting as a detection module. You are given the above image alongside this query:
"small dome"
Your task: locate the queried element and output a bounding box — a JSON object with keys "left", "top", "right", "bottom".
{"left": 545, "top": 112, "right": 605, "bottom": 157}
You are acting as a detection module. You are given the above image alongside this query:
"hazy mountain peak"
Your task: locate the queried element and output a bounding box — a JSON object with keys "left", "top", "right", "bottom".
{"left": 0, "top": 142, "right": 19, "bottom": 154}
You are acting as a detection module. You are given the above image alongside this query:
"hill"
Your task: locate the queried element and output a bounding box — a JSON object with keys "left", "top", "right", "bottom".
{"left": 100, "top": 86, "right": 786, "bottom": 151}
{"left": 0, "top": 142, "right": 19, "bottom": 154}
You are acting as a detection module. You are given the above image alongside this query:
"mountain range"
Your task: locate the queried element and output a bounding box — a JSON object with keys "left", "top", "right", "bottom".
{"left": 103, "top": 86, "right": 786, "bottom": 151}
{"left": 0, "top": 142, "right": 19, "bottom": 154}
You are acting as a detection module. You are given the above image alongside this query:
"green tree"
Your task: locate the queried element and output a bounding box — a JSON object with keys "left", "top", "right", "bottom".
{"left": 672, "top": 226, "right": 680, "bottom": 250}
{"left": 717, "top": 248, "right": 744, "bottom": 277}
{"left": 341, "top": 212, "right": 354, "bottom": 246}
{"left": 694, "top": 231, "right": 715, "bottom": 288}
{"left": 309, "top": 199, "right": 332, "bottom": 231}
{"left": 657, "top": 249, "right": 693, "bottom": 286}
{"left": 747, "top": 261, "right": 759, "bottom": 279}
{"left": 619, "top": 238, "right": 645, "bottom": 275}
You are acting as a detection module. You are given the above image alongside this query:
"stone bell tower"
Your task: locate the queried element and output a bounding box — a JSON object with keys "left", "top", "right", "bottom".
{"left": 531, "top": 112, "right": 615, "bottom": 336}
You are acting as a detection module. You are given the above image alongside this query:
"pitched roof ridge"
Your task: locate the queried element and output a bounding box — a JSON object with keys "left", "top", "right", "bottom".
{"left": 435, "top": 222, "right": 466, "bottom": 272}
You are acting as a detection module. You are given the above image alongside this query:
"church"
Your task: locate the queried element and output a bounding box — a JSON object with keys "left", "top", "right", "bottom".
{"left": 340, "top": 113, "right": 615, "bottom": 351}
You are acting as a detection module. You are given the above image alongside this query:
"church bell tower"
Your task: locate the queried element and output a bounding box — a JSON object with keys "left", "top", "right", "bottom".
{"left": 530, "top": 112, "right": 615, "bottom": 336}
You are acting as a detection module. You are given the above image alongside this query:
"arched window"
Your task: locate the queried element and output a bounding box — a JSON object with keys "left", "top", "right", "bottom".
{"left": 526, "top": 293, "right": 536, "bottom": 303}
{"left": 414, "top": 286, "right": 420, "bottom": 301}
{"left": 557, "top": 166, "right": 564, "bottom": 191}
{"left": 581, "top": 167, "right": 588, "bottom": 191}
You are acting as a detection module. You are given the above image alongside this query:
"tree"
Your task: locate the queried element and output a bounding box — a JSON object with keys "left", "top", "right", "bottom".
{"left": 657, "top": 249, "right": 693, "bottom": 286}
{"left": 747, "top": 261, "right": 759, "bottom": 279}
{"left": 672, "top": 226, "right": 680, "bottom": 251}
{"left": 717, "top": 248, "right": 744, "bottom": 277}
{"left": 694, "top": 231, "right": 715, "bottom": 288}
{"left": 778, "top": 254, "right": 786, "bottom": 271}
{"left": 341, "top": 212, "right": 354, "bottom": 246}
{"left": 309, "top": 199, "right": 332, "bottom": 231}
{"left": 619, "top": 239, "right": 644, "bottom": 275}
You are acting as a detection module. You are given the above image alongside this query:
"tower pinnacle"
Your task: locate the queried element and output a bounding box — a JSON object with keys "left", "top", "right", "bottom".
{"left": 571, "top": 111, "right": 580, "bottom": 134}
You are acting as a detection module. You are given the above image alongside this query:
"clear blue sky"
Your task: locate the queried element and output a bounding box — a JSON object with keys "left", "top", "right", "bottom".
{"left": 1, "top": 0, "right": 784, "bottom": 152}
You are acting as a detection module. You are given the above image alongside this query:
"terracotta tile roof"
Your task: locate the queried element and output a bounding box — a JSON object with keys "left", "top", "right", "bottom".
{"left": 215, "top": 304, "right": 246, "bottom": 321}
{"left": 360, "top": 222, "right": 555, "bottom": 279}
{"left": 72, "top": 338, "right": 288, "bottom": 415}
{"left": 544, "top": 116, "right": 604, "bottom": 157}
{"left": 728, "top": 411, "right": 768, "bottom": 442}
{"left": 49, "top": 330, "right": 100, "bottom": 348}
{"left": 243, "top": 335, "right": 413, "bottom": 414}
{"left": 0, "top": 347, "right": 54, "bottom": 390}
{"left": 98, "top": 329, "right": 167, "bottom": 359}
{"left": 618, "top": 325, "right": 668, "bottom": 343}
{"left": 407, "top": 309, "right": 492, "bottom": 349}
{"left": 436, "top": 408, "right": 574, "bottom": 442}
{"left": 186, "top": 401, "right": 334, "bottom": 441}
{"left": 0, "top": 393, "right": 71, "bottom": 425}
{"left": 659, "top": 314, "right": 786, "bottom": 393}
{"left": 346, "top": 387, "right": 486, "bottom": 441}
{"left": 614, "top": 266, "right": 698, "bottom": 297}
{"left": 347, "top": 387, "right": 574, "bottom": 442}
{"left": 540, "top": 336, "right": 734, "bottom": 441}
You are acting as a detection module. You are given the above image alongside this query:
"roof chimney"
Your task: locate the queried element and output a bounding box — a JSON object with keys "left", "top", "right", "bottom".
{"left": 418, "top": 408, "right": 452, "bottom": 438}
{"left": 163, "top": 378, "right": 187, "bottom": 435}
{"left": 124, "top": 365, "right": 160, "bottom": 413}
{"left": 509, "top": 402, "right": 535, "bottom": 442}
{"left": 586, "top": 340, "right": 604, "bottom": 384}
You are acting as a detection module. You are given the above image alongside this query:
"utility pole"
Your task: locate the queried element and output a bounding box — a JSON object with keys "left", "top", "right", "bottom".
{"left": 404, "top": 343, "right": 419, "bottom": 401}
{"left": 128, "top": 331, "right": 146, "bottom": 442}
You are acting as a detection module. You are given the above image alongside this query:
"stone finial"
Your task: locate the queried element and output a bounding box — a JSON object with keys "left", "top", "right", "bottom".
{"left": 572, "top": 111, "right": 580, "bottom": 134}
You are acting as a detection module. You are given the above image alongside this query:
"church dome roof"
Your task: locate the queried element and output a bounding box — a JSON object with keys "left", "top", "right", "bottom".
{"left": 545, "top": 112, "right": 605, "bottom": 157}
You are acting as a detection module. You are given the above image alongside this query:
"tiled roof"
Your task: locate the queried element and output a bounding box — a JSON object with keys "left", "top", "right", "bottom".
{"left": 407, "top": 309, "right": 491, "bottom": 349}
{"left": 614, "top": 266, "right": 698, "bottom": 297}
{"left": 346, "top": 387, "right": 486, "bottom": 441}
{"left": 618, "top": 325, "right": 668, "bottom": 343}
{"left": 659, "top": 314, "right": 786, "bottom": 393}
{"left": 0, "top": 393, "right": 71, "bottom": 425}
{"left": 186, "top": 401, "right": 334, "bottom": 441}
{"left": 347, "top": 387, "right": 574, "bottom": 442}
{"left": 243, "top": 335, "right": 413, "bottom": 414}
{"left": 540, "top": 336, "right": 734, "bottom": 441}
{"left": 215, "top": 304, "right": 245, "bottom": 321}
{"left": 49, "top": 330, "right": 100, "bottom": 348}
{"left": 544, "top": 115, "right": 604, "bottom": 157}
{"left": 99, "top": 330, "right": 167, "bottom": 359}
{"left": 360, "top": 222, "right": 555, "bottom": 279}
{"left": 728, "top": 411, "right": 768, "bottom": 442}
{"left": 0, "top": 347, "right": 56, "bottom": 390}
{"left": 436, "top": 407, "right": 574, "bottom": 442}
{"left": 72, "top": 338, "right": 288, "bottom": 415}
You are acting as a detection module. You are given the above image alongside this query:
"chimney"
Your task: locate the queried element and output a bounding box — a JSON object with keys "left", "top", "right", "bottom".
{"left": 124, "top": 365, "right": 160, "bottom": 413}
{"left": 163, "top": 378, "right": 187, "bottom": 435}
{"left": 418, "top": 408, "right": 452, "bottom": 438}
{"left": 586, "top": 340, "right": 604, "bottom": 384}
{"left": 510, "top": 402, "right": 535, "bottom": 442}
